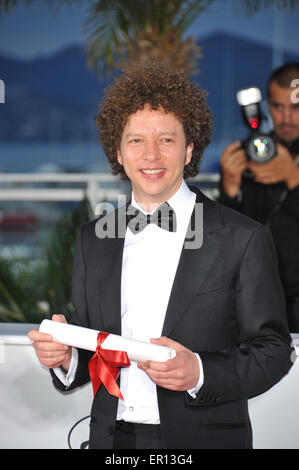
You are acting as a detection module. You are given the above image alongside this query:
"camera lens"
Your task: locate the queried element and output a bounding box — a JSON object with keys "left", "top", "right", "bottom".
{"left": 247, "top": 135, "right": 276, "bottom": 163}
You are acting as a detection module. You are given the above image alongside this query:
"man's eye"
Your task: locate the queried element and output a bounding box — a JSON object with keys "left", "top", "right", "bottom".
{"left": 161, "top": 138, "right": 173, "bottom": 143}
{"left": 271, "top": 103, "right": 283, "bottom": 110}
{"left": 129, "top": 138, "right": 142, "bottom": 144}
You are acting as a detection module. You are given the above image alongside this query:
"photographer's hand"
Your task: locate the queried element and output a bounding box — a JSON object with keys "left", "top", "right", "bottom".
{"left": 220, "top": 141, "right": 248, "bottom": 197}
{"left": 248, "top": 143, "right": 299, "bottom": 188}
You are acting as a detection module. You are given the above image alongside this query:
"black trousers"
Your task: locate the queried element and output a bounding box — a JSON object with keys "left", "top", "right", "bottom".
{"left": 113, "top": 421, "right": 162, "bottom": 449}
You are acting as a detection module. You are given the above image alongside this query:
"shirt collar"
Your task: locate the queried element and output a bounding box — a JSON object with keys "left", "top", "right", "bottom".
{"left": 131, "top": 179, "right": 196, "bottom": 216}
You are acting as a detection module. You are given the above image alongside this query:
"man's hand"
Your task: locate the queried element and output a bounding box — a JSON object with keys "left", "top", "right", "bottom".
{"left": 137, "top": 337, "right": 199, "bottom": 392}
{"left": 220, "top": 141, "right": 248, "bottom": 197}
{"left": 28, "top": 314, "right": 72, "bottom": 371}
{"left": 248, "top": 143, "right": 299, "bottom": 189}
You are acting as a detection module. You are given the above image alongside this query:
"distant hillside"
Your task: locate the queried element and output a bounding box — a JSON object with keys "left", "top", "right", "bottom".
{"left": 0, "top": 33, "right": 298, "bottom": 144}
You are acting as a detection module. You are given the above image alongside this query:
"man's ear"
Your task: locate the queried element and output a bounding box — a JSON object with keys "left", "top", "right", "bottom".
{"left": 117, "top": 149, "right": 123, "bottom": 166}
{"left": 185, "top": 142, "right": 194, "bottom": 166}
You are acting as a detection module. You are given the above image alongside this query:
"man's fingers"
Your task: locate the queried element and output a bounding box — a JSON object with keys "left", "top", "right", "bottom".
{"left": 34, "top": 342, "right": 71, "bottom": 369}
{"left": 139, "top": 363, "right": 190, "bottom": 391}
{"left": 36, "top": 348, "right": 67, "bottom": 360}
{"left": 28, "top": 329, "right": 52, "bottom": 342}
{"left": 27, "top": 316, "right": 70, "bottom": 370}
{"left": 221, "top": 143, "right": 246, "bottom": 162}
{"left": 150, "top": 336, "right": 181, "bottom": 350}
{"left": 222, "top": 141, "right": 242, "bottom": 156}
{"left": 138, "top": 359, "right": 170, "bottom": 373}
{"left": 52, "top": 314, "right": 67, "bottom": 323}
{"left": 138, "top": 348, "right": 186, "bottom": 373}
{"left": 33, "top": 340, "right": 68, "bottom": 353}
{"left": 28, "top": 315, "right": 67, "bottom": 343}
{"left": 37, "top": 353, "right": 68, "bottom": 369}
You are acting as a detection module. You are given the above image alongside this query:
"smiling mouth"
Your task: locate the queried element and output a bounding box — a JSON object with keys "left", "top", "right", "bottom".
{"left": 141, "top": 169, "right": 164, "bottom": 174}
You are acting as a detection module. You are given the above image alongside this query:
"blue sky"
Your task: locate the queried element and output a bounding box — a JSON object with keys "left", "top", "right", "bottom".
{"left": 0, "top": 0, "right": 298, "bottom": 61}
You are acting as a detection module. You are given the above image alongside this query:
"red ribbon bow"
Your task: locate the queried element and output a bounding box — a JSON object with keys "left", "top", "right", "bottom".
{"left": 88, "top": 332, "right": 131, "bottom": 399}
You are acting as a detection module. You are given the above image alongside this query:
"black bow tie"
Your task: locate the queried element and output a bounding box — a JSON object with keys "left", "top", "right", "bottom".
{"left": 127, "top": 202, "right": 177, "bottom": 234}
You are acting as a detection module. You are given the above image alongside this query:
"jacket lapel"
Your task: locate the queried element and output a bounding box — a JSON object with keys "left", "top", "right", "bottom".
{"left": 162, "top": 187, "right": 231, "bottom": 337}
{"left": 97, "top": 203, "right": 128, "bottom": 335}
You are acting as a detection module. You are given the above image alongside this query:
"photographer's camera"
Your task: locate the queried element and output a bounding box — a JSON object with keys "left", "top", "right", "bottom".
{"left": 237, "top": 87, "right": 276, "bottom": 163}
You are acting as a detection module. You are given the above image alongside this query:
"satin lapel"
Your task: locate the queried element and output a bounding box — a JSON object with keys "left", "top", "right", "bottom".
{"left": 162, "top": 188, "right": 230, "bottom": 338}
{"left": 97, "top": 203, "right": 128, "bottom": 335}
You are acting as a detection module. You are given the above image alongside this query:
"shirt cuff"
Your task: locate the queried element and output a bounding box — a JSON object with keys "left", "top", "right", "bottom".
{"left": 187, "top": 353, "right": 204, "bottom": 398}
{"left": 52, "top": 347, "right": 78, "bottom": 388}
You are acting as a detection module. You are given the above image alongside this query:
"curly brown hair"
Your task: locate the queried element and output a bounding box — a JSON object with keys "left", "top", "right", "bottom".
{"left": 95, "top": 61, "right": 212, "bottom": 179}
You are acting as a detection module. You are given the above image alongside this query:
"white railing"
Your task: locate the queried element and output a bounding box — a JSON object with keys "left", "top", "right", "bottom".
{"left": 0, "top": 173, "right": 220, "bottom": 210}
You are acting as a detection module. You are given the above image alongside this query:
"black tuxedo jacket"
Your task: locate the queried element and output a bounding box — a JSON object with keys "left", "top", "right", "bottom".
{"left": 51, "top": 186, "right": 293, "bottom": 449}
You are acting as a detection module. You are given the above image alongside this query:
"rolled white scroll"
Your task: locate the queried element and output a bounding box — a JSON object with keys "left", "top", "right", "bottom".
{"left": 39, "top": 320, "right": 176, "bottom": 363}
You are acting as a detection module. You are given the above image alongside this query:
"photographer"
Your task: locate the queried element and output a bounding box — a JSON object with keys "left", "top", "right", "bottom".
{"left": 219, "top": 62, "right": 299, "bottom": 332}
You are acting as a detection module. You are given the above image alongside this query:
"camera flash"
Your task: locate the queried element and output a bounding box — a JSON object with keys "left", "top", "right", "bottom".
{"left": 236, "top": 87, "right": 262, "bottom": 107}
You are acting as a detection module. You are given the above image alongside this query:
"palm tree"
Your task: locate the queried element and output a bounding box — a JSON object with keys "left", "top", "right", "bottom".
{"left": 82, "top": 0, "right": 299, "bottom": 75}
{"left": 0, "top": 0, "right": 298, "bottom": 75}
{"left": 83, "top": 0, "right": 215, "bottom": 76}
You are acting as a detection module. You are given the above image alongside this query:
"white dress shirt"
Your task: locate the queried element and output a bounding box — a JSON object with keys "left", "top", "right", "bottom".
{"left": 54, "top": 180, "right": 204, "bottom": 423}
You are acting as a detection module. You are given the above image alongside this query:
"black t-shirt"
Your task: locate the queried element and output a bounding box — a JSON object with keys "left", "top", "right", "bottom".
{"left": 218, "top": 139, "right": 299, "bottom": 299}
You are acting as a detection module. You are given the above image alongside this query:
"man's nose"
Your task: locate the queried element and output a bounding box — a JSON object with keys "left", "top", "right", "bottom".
{"left": 282, "top": 106, "right": 293, "bottom": 123}
{"left": 144, "top": 140, "right": 160, "bottom": 161}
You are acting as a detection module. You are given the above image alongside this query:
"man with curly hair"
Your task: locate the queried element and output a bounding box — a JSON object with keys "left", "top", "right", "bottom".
{"left": 29, "top": 62, "right": 293, "bottom": 450}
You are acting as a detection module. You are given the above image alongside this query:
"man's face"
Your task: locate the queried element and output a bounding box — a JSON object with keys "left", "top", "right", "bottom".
{"left": 117, "top": 105, "right": 193, "bottom": 209}
{"left": 268, "top": 82, "right": 299, "bottom": 143}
